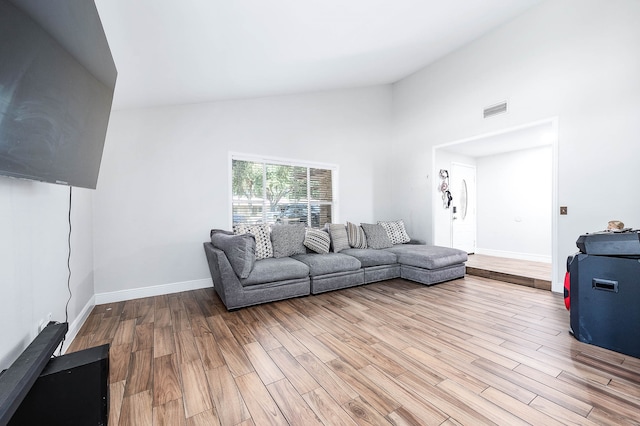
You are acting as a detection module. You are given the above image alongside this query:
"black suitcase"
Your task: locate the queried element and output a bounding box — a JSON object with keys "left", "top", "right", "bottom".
{"left": 568, "top": 253, "right": 640, "bottom": 358}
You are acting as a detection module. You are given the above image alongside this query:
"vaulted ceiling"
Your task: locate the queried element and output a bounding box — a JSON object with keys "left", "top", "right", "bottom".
{"left": 95, "top": 0, "right": 542, "bottom": 110}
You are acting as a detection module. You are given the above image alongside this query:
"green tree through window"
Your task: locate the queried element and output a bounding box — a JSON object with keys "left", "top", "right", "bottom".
{"left": 232, "top": 158, "right": 334, "bottom": 227}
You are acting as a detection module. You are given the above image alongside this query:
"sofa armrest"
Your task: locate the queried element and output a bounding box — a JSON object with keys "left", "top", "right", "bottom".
{"left": 203, "top": 242, "right": 245, "bottom": 308}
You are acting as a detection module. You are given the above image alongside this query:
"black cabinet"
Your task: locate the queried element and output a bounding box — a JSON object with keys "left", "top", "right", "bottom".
{"left": 8, "top": 344, "right": 109, "bottom": 426}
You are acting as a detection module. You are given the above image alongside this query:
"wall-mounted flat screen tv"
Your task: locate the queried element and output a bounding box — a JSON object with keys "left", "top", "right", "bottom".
{"left": 0, "top": 0, "right": 116, "bottom": 189}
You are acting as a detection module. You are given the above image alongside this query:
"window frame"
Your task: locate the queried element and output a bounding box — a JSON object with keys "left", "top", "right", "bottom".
{"left": 228, "top": 152, "right": 339, "bottom": 229}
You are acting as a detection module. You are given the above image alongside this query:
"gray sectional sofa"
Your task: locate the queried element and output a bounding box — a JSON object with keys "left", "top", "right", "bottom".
{"left": 203, "top": 222, "right": 467, "bottom": 310}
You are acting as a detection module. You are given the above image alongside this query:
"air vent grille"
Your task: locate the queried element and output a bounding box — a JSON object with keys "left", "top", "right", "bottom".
{"left": 483, "top": 102, "right": 507, "bottom": 118}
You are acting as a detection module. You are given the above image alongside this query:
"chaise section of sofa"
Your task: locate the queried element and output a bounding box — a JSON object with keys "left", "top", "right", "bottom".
{"left": 384, "top": 244, "right": 468, "bottom": 285}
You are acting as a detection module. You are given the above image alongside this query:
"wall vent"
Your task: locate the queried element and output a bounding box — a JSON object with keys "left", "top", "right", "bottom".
{"left": 483, "top": 101, "right": 508, "bottom": 118}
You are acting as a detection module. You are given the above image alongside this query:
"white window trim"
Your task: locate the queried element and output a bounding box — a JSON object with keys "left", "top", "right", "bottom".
{"left": 228, "top": 152, "right": 339, "bottom": 229}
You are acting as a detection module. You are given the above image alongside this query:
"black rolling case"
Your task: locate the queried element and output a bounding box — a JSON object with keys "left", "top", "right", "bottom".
{"left": 567, "top": 230, "right": 640, "bottom": 358}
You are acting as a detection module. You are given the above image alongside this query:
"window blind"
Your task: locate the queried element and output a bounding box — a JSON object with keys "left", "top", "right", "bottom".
{"left": 231, "top": 158, "right": 334, "bottom": 227}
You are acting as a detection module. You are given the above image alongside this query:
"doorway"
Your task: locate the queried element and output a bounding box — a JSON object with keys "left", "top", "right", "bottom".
{"left": 433, "top": 118, "right": 559, "bottom": 291}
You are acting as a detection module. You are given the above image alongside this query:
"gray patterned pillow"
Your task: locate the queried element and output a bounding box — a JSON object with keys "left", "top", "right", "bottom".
{"left": 303, "top": 228, "right": 330, "bottom": 254}
{"left": 328, "top": 224, "right": 350, "bottom": 253}
{"left": 346, "top": 221, "right": 367, "bottom": 249}
{"left": 378, "top": 220, "right": 411, "bottom": 245}
{"left": 233, "top": 223, "right": 273, "bottom": 259}
{"left": 270, "top": 225, "right": 307, "bottom": 258}
{"left": 361, "top": 223, "right": 393, "bottom": 249}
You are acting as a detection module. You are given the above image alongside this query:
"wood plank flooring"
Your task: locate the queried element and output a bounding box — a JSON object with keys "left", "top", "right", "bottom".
{"left": 465, "top": 254, "right": 553, "bottom": 290}
{"left": 67, "top": 276, "right": 640, "bottom": 425}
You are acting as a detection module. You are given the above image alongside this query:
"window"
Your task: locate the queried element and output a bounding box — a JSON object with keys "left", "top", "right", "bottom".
{"left": 231, "top": 155, "right": 336, "bottom": 228}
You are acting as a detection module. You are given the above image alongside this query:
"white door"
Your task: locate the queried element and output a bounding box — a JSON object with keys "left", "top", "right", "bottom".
{"left": 451, "top": 163, "right": 476, "bottom": 254}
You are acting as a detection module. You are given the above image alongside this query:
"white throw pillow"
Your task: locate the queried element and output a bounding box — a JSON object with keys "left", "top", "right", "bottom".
{"left": 378, "top": 220, "right": 411, "bottom": 245}
{"left": 234, "top": 223, "right": 273, "bottom": 259}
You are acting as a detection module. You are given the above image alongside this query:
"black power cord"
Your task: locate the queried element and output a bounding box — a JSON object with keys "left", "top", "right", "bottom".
{"left": 65, "top": 186, "right": 72, "bottom": 325}
{"left": 58, "top": 186, "right": 73, "bottom": 355}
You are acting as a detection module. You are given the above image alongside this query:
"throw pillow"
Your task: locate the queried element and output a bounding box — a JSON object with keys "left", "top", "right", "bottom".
{"left": 233, "top": 223, "right": 273, "bottom": 260}
{"left": 378, "top": 220, "right": 411, "bottom": 245}
{"left": 210, "top": 229, "right": 233, "bottom": 238}
{"left": 210, "top": 232, "right": 256, "bottom": 278}
{"left": 346, "top": 221, "right": 367, "bottom": 249}
{"left": 270, "top": 225, "right": 307, "bottom": 258}
{"left": 303, "top": 228, "right": 330, "bottom": 254}
{"left": 361, "top": 223, "right": 393, "bottom": 249}
{"left": 328, "top": 224, "right": 350, "bottom": 253}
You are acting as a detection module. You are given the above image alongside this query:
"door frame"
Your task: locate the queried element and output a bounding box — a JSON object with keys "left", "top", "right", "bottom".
{"left": 432, "top": 117, "right": 559, "bottom": 292}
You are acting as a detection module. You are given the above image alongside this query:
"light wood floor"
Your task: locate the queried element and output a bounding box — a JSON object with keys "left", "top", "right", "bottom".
{"left": 465, "top": 254, "right": 553, "bottom": 290}
{"left": 68, "top": 276, "right": 640, "bottom": 425}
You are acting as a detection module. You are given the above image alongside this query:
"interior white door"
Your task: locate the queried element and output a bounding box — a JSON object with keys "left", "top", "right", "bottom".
{"left": 451, "top": 163, "right": 476, "bottom": 254}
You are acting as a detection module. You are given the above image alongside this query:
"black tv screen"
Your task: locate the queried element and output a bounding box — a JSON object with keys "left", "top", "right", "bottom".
{"left": 0, "top": 0, "right": 116, "bottom": 189}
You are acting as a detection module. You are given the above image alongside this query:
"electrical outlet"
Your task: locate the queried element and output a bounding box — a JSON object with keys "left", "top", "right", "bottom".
{"left": 560, "top": 206, "right": 568, "bottom": 215}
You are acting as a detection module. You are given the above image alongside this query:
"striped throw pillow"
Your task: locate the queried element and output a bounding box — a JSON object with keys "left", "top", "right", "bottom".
{"left": 346, "top": 221, "right": 367, "bottom": 249}
{"left": 304, "top": 228, "right": 330, "bottom": 254}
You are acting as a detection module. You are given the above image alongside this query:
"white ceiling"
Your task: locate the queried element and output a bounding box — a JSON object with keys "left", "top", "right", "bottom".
{"left": 94, "top": 0, "right": 542, "bottom": 110}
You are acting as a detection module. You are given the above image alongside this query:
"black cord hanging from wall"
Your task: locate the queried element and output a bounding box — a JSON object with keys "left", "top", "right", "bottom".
{"left": 58, "top": 186, "right": 73, "bottom": 356}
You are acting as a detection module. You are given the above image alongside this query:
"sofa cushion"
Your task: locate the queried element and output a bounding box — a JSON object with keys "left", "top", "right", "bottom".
{"left": 292, "top": 253, "right": 361, "bottom": 276}
{"left": 304, "top": 228, "right": 331, "bottom": 254}
{"left": 346, "top": 221, "right": 367, "bottom": 249}
{"left": 328, "top": 224, "right": 350, "bottom": 253}
{"left": 378, "top": 220, "right": 411, "bottom": 245}
{"left": 211, "top": 231, "right": 256, "bottom": 279}
{"left": 341, "top": 248, "right": 397, "bottom": 268}
{"left": 234, "top": 223, "right": 273, "bottom": 260}
{"left": 240, "top": 257, "right": 310, "bottom": 286}
{"left": 361, "top": 223, "right": 393, "bottom": 249}
{"left": 270, "top": 224, "right": 307, "bottom": 258}
{"left": 384, "top": 245, "right": 468, "bottom": 270}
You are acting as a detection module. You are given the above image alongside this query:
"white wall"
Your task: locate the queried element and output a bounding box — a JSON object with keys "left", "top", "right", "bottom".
{"left": 391, "top": 0, "right": 640, "bottom": 291}
{"left": 0, "top": 179, "right": 95, "bottom": 369}
{"left": 94, "top": 86, "right": 393, "bottom": 297}
{"left": 6, "top": 0, "right": 640, "bottom": 367}
{"left": 476, "top": 146, "right": 552, "bottom": 261}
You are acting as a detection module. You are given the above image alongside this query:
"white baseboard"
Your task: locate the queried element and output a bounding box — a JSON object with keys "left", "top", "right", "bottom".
{"left": 62, "top": 295, "right": 96, "bottom": 354}
{"left": 474, "top": 248, "right": 551, "bottom": 264}
{"left": 94, "top": 278, "right": 212, "bottom": 305}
